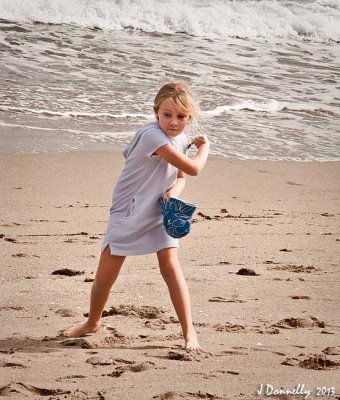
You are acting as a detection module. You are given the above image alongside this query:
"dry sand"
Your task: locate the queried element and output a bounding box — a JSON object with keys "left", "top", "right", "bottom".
{"left": 0, "top": 151, "right": 339, "bottom": 400}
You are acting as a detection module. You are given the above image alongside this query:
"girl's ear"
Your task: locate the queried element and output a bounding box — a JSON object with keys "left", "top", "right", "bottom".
{"left": 155, "top": 113, "right": 159, "bottom": 120}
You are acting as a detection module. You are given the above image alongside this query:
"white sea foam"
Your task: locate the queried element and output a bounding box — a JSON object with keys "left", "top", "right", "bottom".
{"left": 205, "top": 100, "right": 283, "bottom": 116}
{"left": 0, "top": 106, "right": 151, "bottom": 119}
{"left": 1, "top": 101, "right": 337, "bottom": 122}
{"left": 0, "top": 121, "right": 55, "bottom": 131}
{"left": 205, "top": 99, "right": 339, "bottom": 116}
{"left": 0, "top": 120, "right": 135, "bottom": 138}
{"left": 0, "top": 0, "right": 339, "bottom": 41}
{"left": 1, "top": 2, "right": 339, "bottom": 161}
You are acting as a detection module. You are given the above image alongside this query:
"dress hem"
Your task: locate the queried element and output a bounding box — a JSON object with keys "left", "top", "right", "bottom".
{"left": 101, "top": 242, "right": 179, "bottom": 257}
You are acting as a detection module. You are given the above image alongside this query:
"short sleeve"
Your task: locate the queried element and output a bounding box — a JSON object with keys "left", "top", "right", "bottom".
{"left": 141, "top": 125, "right": 170, "bottom": 158}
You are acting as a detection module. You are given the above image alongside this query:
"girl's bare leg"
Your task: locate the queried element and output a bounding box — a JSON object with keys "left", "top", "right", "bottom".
{"left": 63, "top": 245, "right": 125, "bottom": 337}
{"left": 157, "top": 247, "right": 201, "bottom": 351}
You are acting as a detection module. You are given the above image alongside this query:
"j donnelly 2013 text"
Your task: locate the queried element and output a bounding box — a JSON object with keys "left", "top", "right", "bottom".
{"left": 256, "top": 384, "right": 336, "bottom": 399}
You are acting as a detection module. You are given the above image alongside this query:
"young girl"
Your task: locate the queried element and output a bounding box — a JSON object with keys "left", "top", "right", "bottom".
{"left": 64, "top": 81, "right": 210, "bottom": 350}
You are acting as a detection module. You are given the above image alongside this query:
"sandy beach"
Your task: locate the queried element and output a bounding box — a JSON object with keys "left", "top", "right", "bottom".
{"left": 0, "top": 150, "right": 339, "bottom": 399}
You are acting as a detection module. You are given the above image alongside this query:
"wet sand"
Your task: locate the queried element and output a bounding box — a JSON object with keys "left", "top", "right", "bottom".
{"left": 0, "top": 151, "right": 339, "bottom": 399}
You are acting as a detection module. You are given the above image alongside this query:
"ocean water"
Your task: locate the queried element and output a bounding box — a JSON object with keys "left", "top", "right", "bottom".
{"left": 0, "top": 0, "right": 340, "bottom": 160}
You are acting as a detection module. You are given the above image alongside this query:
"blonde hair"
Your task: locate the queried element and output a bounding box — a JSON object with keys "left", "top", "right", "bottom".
{"left": 154, "top": 81, "right": 199, "bottom": 122}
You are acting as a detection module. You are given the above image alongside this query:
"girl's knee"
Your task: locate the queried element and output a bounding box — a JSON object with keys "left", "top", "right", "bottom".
{"left": 159, "top": 261, "right": 181, "bottom": 283}
{"left": 91, "top": 275, "right": 112, "bottom": 293}
{"left": 95, "top": 254, "right": 125, "bottom": 288}
{"left": 157, "top": 248, "right": 182, "bottom": 283}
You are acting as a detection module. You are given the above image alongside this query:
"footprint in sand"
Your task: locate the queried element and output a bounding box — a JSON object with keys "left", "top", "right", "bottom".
{"left": 61, "top": 328, "right": 131, "bottom": 348}
{"left": 215, "top": 318, "right": 327, "bottom": 335}
{"left": 214, "top": 323, "right": 245, "bottom": 333}
{"left": 61, "top": 338, "right": 95, "bottom": 349}
{"left": 138, "top": 333, "right": 182, "bottom": 343}
{"left": 0, "top": 383, "right": 67, "bottom": 397}
{"left": 168, "top": 351, "right": 194, "bottom": 361}
{"left": 282, "top": 354, "right": 340, "bottom": 370}
{"left": 272, "top": 316, "right": 325, "bottom": 329}
{"left": 251, "top": 326, "right": 280, "bottom": 335}
{"left": 100, "top": 335, "right": 130, "bottom": 346}
{"left": 214, "top": 323, "right": 279, "bottom": 335}
{"left": 269, "top": 264, "right": 319, "bottom": 273}
{"left": 88, "top": 304, "right": 167, "bottom": 320}
{"left": 55, "top": 308, "right": 77, "bottom": 317}
{"left": 106, "top": 361, "right": 155, "bottom": 378}
{"left": 168, "top": 351, "right": 206, "bottom": 362}
{"left": 144, "top": 319, "right": 166, "bottom": 330}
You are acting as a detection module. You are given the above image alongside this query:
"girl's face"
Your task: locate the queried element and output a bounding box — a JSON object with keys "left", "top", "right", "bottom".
{"left": 156, "top": 98, "right": 190, "bottom": 137}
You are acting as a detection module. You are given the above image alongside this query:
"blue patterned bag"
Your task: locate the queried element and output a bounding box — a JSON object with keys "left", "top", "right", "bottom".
{"left": 159, "top": 197, "right": 197, "bottom": 239}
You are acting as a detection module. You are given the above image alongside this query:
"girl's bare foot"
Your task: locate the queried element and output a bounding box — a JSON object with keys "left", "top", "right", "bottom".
{"left": 185, "top": 333, "right": 201, "bottom": 351}
{"left": 62, "top": 321, "right": 101, "bottom": 337}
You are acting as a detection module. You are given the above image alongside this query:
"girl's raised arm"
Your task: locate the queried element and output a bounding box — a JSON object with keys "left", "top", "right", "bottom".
{"left": 156, "top": 136, "right": 210, "bottom": 176}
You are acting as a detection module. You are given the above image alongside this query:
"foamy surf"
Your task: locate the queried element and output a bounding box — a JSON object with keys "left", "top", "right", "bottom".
{"left": 0, "top": 0, "right": 339, "bottom": 41}
{"left": 205, "top": 100, "right": 339, "bottom": 117}
{"left": 0, "top": 106, "right": 151, "bottom": 119}
{"left": 205, "top": 100, "right": 283, "bottom": 116}
{"left": 0, "top": 2, "right": 339, "bottom": 161}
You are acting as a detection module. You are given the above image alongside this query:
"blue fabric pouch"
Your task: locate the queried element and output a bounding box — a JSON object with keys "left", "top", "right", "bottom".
{"left": 159, "top": 197, "right": 197, "bottom": 239}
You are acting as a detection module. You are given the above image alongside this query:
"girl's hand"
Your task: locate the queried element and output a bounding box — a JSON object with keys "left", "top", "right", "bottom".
{"left": 192, "top": 134, "right": 209, "bottom": 149}
{"left": 162, "top": 186, "right": 177, "bottom": 202}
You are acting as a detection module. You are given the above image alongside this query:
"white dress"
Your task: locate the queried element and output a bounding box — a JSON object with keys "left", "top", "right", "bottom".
{"left": 101, "top": 121, "right": 189, "bottom": 256}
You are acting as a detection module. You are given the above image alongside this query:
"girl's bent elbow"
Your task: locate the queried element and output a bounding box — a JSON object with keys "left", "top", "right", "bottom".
{"left": 187, "top": 166, "right": 200, "bottom": 176}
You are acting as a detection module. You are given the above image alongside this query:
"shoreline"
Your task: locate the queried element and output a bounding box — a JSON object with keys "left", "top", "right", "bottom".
{"left": 1, "top": 121, "right": 339, "bottom": 162}
{"left": 1, "top": 151, "right": 339, "bottom": 399}
{"left": 1, "top": 146, "right": 339, "bottom": 162}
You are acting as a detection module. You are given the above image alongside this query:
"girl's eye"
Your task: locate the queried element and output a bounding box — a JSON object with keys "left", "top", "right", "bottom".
{"left": 178, "top": 115, "right": 185, "bottom": 120}
{"left": 164, "top": 113, "right": 171, "bottom": 118}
